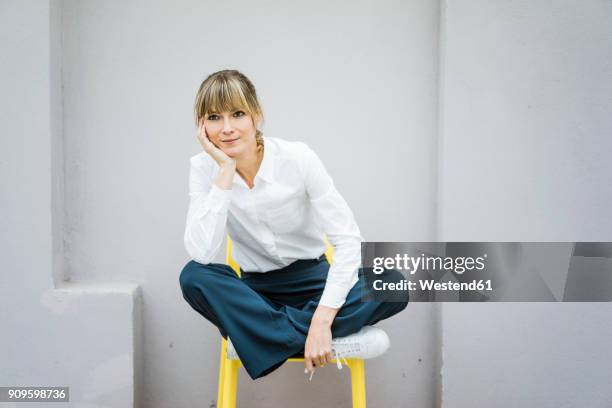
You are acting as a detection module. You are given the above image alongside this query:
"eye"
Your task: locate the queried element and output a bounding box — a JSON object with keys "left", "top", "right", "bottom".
{"left": 233, "top": 110, "right": 246, "bottom": 118}
{"left": 207, "top": 114, "right": 219, "bottom": 120}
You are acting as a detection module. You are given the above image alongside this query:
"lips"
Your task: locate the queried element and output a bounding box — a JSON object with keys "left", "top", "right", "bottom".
{"left": 221, "top": 137, "right": 239, "bottom": 143}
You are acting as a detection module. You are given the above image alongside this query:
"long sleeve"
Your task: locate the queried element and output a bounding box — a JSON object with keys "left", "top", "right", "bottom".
{"left": 301, "top": 144, "right": 364, "bottom": 309}
{"left": 183, "top": 157, "right": 231, "bottom": 265}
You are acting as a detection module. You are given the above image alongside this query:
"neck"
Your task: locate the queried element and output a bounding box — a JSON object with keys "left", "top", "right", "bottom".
{"left": 235, "top": 145, "right": 263, "bottom": 183}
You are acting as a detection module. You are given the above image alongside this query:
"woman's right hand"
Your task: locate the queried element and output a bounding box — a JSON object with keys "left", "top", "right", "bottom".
{"left": 197, "top": 119, "right": 236, "bottom": 169}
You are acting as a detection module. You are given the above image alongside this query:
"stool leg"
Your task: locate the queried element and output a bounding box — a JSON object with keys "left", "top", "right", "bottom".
{"left": 348, "top": 359, "right": 367, "bottom": 408}
{"left": 217, "top": 339, "right": 228, "bottom": 407}
{"left": 221, "top": 359, "right": 240, "bottom": 408}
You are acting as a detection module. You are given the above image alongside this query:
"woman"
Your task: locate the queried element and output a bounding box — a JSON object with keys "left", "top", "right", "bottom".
{"left": 179, "top": 69, "right": 408, "bottom": 381}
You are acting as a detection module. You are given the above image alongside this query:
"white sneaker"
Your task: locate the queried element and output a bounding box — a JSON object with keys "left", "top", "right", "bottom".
{"left": 331, "top": 326, "right": 390, "bottom": 362}
{"left": 305, "top": 326, "right": 390, "bottom": 380}
{"left": 227, "top": 326, "right": 391, "bottom": 372}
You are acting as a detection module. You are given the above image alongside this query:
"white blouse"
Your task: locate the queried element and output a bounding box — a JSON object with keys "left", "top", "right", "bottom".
{"left": 183, "top": 136, "right": 364, "bottom": 308}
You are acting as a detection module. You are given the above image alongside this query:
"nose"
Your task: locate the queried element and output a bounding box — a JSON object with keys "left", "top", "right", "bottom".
{"left": 222, "top": 116, "right": 234, "bottom": 135}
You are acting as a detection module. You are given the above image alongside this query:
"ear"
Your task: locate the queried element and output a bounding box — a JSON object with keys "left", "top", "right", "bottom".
{"left": 253, "top": 114, "right": 262, "bottom": 128}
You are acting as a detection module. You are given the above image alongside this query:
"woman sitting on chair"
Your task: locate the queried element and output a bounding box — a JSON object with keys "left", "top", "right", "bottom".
{"left": 179, "top": 69, "right": 408, "bottom": 381}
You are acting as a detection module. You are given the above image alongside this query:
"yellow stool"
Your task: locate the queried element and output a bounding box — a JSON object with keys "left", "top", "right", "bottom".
{"left": 216, "top": 236, "right": 367, "bottom": 408}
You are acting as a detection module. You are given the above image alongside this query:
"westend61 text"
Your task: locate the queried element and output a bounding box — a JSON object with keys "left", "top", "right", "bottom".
{"left": 373, "top": 279, "right": 493, "bottom": 291}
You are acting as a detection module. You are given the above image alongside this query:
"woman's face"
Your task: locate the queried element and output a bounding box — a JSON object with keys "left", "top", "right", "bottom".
{"left": 203, "top": 109, "right": 258, "bottom": 158}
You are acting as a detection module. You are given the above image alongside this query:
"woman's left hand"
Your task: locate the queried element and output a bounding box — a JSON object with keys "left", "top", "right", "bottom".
{"left": 304, "top": 305, "right": 338, "bottom": 376}
{"left": 304, "top": 321, "right": 333, "bottom": 375}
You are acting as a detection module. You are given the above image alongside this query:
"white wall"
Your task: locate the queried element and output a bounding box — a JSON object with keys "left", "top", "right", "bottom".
{"left": 439, "top": 1, "right": 612, "bottom": 407}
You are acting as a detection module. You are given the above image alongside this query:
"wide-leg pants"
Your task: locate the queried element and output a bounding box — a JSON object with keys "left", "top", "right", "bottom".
{"left": 179, "top": 254, "right": 409, "bottom": 380}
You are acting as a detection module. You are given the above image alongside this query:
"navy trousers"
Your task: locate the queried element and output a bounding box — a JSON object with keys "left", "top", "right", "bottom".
{"left": 179, "top": 255, "right": 409, "bottom": 380}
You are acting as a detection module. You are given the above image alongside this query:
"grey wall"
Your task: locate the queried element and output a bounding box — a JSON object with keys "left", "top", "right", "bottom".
{"left": 2, "top": 0, "right": 611, "bottom": 407}
{"left": 1, "top": 0, "right": 59, "bottom": 384}
{"left": 1, "top": 1, "right": 141, "bottom": 407}
{"left": 439, "top": 1, "right": 612, "bottom": 407}
{"left": 60, "top": 0, "right": 440, "bottom": 407}
{"left": 439, "top": 0, "right": 612, "bottom": 241}
{"left": 1, "top": 0, "right": 55, "bottom": 298}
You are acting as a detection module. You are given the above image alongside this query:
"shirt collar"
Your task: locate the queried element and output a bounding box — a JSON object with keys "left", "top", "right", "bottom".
{"left": 256, "top": 136, "right": 275, "bottom": 183}
{"left": 232, "top": 136, "right": 275, "bottom": 186}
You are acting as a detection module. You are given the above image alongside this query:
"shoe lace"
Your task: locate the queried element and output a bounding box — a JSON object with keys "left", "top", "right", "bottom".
{"left": 334, "top": 348, "right": 350, "bottom": 370}
{"left": 304, "top": 348, "right": 350, "bottom": 381}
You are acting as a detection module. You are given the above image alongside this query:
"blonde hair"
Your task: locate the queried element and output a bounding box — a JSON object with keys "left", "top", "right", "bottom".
{"left": 194, "top": 70, "right": 264, "bottom": 151}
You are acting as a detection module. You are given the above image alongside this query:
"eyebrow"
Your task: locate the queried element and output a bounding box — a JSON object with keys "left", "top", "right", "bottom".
{"left": 208, "top": 109, "right": 246, "bottom": 115}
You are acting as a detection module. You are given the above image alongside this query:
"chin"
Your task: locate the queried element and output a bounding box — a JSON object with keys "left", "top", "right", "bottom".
{"left": 223, "top": 147, "right": 242, "bottom": 158}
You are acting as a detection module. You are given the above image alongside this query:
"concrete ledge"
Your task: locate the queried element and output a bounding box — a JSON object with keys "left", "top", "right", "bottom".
{"left": 53, "top": 281, "right": 141, "bottom": 294}
{"left": 36, "top": 282, "right": 143, "bottom": 408}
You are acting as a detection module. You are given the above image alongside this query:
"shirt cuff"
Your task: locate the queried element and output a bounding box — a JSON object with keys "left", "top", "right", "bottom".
{"left": 318, "top": 279, "right": 357, "bottom": 309}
